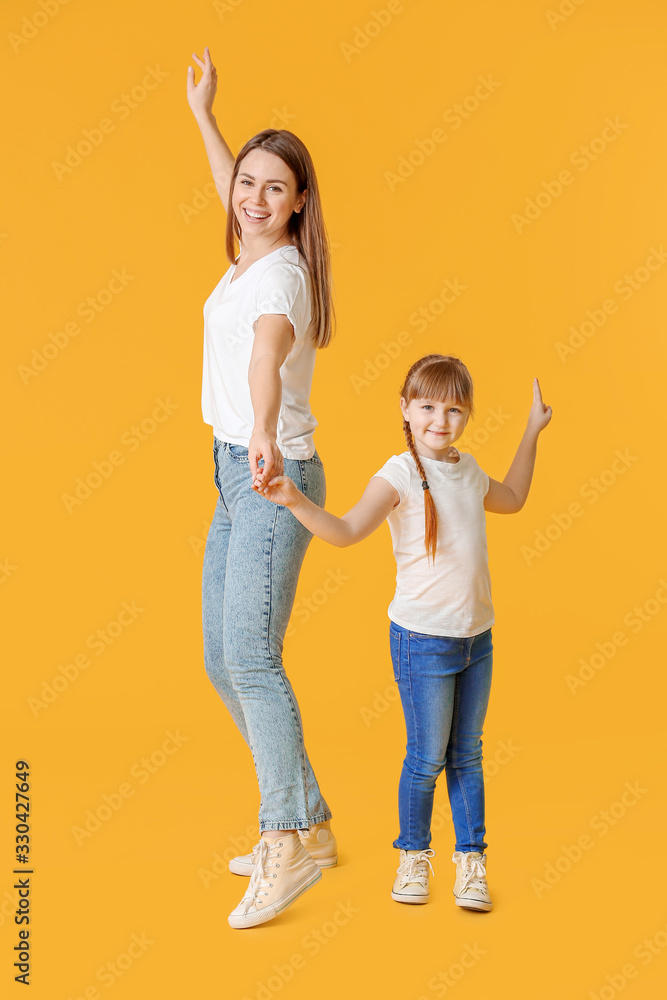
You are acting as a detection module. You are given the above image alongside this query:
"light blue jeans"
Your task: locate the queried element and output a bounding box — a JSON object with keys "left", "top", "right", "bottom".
{"left": 390, "top": 622, "right": 493, "bottom": 853}
{"left": 202, "top": 437, "right": 332, "bottom": 832}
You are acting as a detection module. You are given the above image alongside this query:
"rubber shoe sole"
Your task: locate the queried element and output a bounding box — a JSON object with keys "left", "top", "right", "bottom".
{"left": 228, "top": 867, "right": 322, "bottom": 929}
{"left": 454, "top": 893, "right": 492, "bottom": 912}
{"left": 391, "top": 888, "right": 429, "bottom": 904}
{"left": 311, "top": 853, "right": 338, "bottom": 869}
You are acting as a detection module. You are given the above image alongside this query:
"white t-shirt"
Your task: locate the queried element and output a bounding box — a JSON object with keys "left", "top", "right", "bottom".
{"left": 201, "top": 244, "right": 318, "bottom": 460}
{"left": 372, "top": 450, "right": 494, "bottom": 638}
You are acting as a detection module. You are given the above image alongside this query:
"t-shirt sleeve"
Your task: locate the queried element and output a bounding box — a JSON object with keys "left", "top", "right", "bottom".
{"left": 371, "top": 455, "right": 412, "bottom": 507}
{"left": 465, "top": 453, "right": 490, "bottom": 496}
{"left": 251, "top": 263, "right": 309, "bottom": 340}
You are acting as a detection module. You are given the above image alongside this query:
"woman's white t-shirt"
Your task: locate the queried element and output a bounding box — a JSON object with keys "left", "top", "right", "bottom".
{"left": 201, "top": 244, "right": 318, "bottom": 460}
{"left": 372, "top": 451, "right": 494, "bottom": 638}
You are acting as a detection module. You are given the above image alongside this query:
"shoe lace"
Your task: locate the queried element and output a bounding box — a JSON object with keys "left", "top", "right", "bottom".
{"left": 453, "top": 851, "right": 489, "bottom": 896}
{"left": 238, "top": 839, "right": 282, "bottom": 912}
{"left": 397, "top": 849, "right": 436, "bottom": 886}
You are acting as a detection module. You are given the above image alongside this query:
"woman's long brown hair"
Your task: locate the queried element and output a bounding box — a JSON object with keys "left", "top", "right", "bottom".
{"left": 225, "top": 129, "right": 334, "bottom": 348}
{"left": 400, "top": 355, "right": 475, "bottom": 562}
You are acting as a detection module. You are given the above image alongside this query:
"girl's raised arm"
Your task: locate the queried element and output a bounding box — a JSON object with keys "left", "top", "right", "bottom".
{"left": 253, "top": 474, "right": 400, "bottom": 547}
{"left": 187, "top": 47, "right": 235, "bottom": 210}
{"left": 484, "top": 377, "right": 552, "bottom": 514}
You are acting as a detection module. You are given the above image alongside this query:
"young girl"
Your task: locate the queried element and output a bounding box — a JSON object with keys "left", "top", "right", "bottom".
{"left": 252, "top": 354, "right": 552, "bottom": 911}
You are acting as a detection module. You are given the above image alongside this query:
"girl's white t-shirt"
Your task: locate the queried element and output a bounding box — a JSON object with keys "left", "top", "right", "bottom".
{"left": 372, "top": 450, "right": 494, "bottom": 638}
{"left": 201, "top": 244, "right": 318, "bottom": 460}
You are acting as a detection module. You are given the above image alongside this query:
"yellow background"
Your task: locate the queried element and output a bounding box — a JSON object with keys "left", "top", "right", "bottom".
{"left": 3, "top": 0, "right": 667, "bottom": 996}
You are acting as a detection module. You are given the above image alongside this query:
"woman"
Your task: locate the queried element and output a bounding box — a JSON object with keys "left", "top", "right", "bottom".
{"left": 187, "top": 47, "right": 337, "bottom": 929}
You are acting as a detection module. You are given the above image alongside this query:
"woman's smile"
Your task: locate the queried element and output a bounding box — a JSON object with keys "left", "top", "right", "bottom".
{"left": 243, "top": 207, "right": 270, "bottom": 221}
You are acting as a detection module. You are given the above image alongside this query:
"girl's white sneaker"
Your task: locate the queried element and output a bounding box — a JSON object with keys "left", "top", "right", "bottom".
{"left": 451, "top": 851, "right": 493, "bottom": 911}
{"left": 228, "top": 833, "right": 322, "bottom": 929}
{"left": 391, "top": 848, "right": 436, "bottom": 904}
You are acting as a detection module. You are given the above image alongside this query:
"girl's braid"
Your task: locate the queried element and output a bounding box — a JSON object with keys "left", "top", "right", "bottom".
{"left": 403, "top": 418, "right": 438, "bottom": 563}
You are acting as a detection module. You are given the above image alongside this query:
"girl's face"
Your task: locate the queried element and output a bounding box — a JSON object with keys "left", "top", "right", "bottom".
{"left": 232, "top": 148, "right": 306, "bottom": 244}
{"left": 400, "top": 396, "right": 470, "bottom": 461}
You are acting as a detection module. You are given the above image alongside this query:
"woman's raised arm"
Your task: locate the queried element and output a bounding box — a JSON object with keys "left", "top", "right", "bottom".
{"left": 187, "top": 47, "right": 235, "bottom": 210}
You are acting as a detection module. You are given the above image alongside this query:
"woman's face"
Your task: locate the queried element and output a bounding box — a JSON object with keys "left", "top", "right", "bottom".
{"left": 232, "top": 148, "right": 306, "bottom": 243}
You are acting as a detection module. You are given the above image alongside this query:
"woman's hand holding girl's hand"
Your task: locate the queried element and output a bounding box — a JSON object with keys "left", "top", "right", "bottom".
{"left": 249, "top": 433, "right": 284, "bottom": 487}
{"left": 186, "top": 46, "right": 217, "bottom": 120}
{"left": 251, "top": 475, "right": 301, "bottom": 508}
{"left": 527, "top": 378, "right": 552, "bottom": 436}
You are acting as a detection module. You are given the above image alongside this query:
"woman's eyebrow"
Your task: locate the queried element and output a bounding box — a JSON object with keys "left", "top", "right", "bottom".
{"left": 238, "top": 172, "right": 286, "bottom": 183}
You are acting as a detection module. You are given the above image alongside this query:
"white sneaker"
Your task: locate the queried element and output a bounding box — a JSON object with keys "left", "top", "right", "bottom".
{"left": 228, "top": 833, "right": 322, "bottom": 929}
{"left": 229, "top": 820, "right": 337, "bottom": 875}
{"left": 228, "top": 841, "right": 261, "bottom": 876}
{"left": 451, "top": 851, "right": 492, "bottom": 911}
{"left": 296, "top": 821, "right": 338, "bottom": 868}
{"left": 391, "top": 849, "right": 435, "bottom": 904}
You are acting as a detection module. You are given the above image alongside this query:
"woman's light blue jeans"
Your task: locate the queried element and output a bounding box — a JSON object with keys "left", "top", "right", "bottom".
{"left": 202, "top": 437, "right": 332, "bottom": 832}
{"left": 389, "top": 622, "right": 493, "bottom": 853}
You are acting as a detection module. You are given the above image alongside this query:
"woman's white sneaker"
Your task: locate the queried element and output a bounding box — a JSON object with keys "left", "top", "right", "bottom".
{"left": 228, "top": 842, "right": 260, "bottom": 876}
{"left": 228, "top": 833, "right": 322, "bottom": 929}
{"left": 451, "top": 851, "right": 492, "bottom": 911}
{"left": 297, "top": 820, "right": 338, "bottom": 868}
{"left": 229, "top": 820, "right": 337, "bottom": 875}
{"left": 391, "top": 849, "right": 435, "bottom": 904}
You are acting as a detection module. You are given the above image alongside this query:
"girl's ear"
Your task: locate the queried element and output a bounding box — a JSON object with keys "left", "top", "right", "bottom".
{"left": 399, "top": 397, "right": 409, "bottom": 420}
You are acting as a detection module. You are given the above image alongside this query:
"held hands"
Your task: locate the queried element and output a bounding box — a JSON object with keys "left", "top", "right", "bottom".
{"left": 249, "top": 433, "right": 284, "bottom": 487}
{"left": 186, "top": 46, "right": 217, "bottom": 119}
{"left": 527, "top": 378, "right": 553, "bottom": 436}
{"left": 251, "top": 474, "right": 301, "bottom": 508}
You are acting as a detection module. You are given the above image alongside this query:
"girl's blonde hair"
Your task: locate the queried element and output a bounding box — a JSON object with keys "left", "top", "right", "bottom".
{"left": 225, "top": 129, "right": 335, "bottom": 349}
{"left": 400, "top": 354, "right": 475, "bottom": 562}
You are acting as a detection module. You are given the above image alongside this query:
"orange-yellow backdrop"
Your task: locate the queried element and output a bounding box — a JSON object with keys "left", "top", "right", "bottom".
{"left": 3, "top": 0, "right": 667, "bottom": 997}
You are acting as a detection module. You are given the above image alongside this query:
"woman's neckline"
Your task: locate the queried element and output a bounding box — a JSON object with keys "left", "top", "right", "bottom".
{"left": 229, "top": 243, "right": 296, "bottom": 285}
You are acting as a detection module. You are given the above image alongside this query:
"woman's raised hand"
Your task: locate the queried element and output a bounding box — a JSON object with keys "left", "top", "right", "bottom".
{"left": 251, "top": 474, "right": 301, "bottom": 508}
{"left": 187, "top": 46, "right": 218, "bottom": 120}
{"left": 527, "top": 377, "right": 553, "bottom": 435}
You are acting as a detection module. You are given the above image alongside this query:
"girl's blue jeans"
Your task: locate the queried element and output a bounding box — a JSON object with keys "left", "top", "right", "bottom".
{"left": 389, "top": 622, "right": 493, "bottom": 853}
{"left": 202, "top": 437, "right": 332, "bottom": 832}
